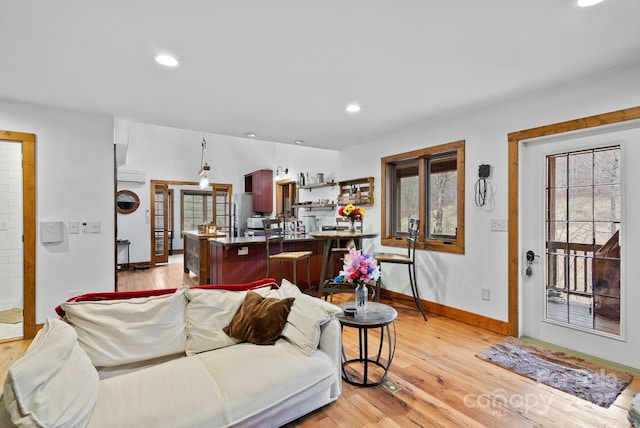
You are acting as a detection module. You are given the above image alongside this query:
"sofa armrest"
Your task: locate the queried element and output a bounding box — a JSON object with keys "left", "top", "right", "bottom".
{"left": 318, "top": 316, "right": 342, "bottom": 398}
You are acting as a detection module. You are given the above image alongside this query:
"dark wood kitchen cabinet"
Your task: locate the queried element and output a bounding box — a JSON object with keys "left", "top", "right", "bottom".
{"left": 244, "top": 169, "right": 273, "bottom": 213}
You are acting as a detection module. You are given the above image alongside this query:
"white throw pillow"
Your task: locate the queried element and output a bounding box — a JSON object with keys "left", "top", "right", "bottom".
{"left": 3, "top": 318, "right": 99, "bottom": 428}
{"left": 184, "top": 289, "right": 245, "bottom": 355}
{"left": 61, "top": 286, "right": 188, "bottom": 367}
{"left": 184, "top": 287, "right": 272, "bottom": 355}
{"left": 272, "top": 279, "right": 341, "bottom": 355}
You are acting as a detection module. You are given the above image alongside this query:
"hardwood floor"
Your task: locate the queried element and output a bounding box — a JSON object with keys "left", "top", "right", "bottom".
{"left": 1, "top": 263, "right": 637, "bottom": 427}
{"left": 116, "top": 259, "right": 200, "bottom": 291}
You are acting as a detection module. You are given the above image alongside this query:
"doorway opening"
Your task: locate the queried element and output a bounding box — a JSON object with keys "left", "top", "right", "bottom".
{"left": 149, "top": 180, "right": 232, "bottom": 268}
{"left": 0, "top": 130, "right": 36, "bottom": 341}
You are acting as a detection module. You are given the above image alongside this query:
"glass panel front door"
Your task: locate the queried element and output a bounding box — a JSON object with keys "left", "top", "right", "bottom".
{"left": 545, "top": 146, "right": 621, "bottom": 335}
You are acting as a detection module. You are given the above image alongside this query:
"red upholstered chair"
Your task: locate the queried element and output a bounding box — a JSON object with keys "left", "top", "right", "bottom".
{"left": 375, "top": 218, "right": 427, "bottom": 320}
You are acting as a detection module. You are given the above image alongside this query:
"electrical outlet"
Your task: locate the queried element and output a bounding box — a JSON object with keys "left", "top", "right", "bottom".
{"left": 0, "top": 221, "right": 8, "bottom": 230}
{"left": 81, "top": 221, "right": 89, "bottom": 234}
{"left": 481, "top": 288, "right": 491, "bottom": 301}
{"left": 490, "top": 219, "right": 508, "bottom": 232}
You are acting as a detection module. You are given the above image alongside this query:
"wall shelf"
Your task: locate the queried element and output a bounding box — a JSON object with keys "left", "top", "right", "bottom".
{"left": 292, "top": 203, "right": 336, "bottom": 211}
{"left": 299, "top": 180, "right": 337, "bottom": 190}
{"left": 337, "top": 177, "right": 374, "bottom": 206}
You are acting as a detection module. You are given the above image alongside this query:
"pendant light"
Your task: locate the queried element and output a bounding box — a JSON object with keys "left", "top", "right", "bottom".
{"left": 198, "top": 137, "right": 210, "bottom": 189}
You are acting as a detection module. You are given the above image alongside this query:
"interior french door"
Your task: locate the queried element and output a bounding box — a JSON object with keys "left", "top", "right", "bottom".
{"left": 152, "top": 183, "right": 170, "bottom": 264}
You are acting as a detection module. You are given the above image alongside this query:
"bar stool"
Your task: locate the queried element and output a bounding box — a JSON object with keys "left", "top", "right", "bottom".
{"left": 374, "top": 218, "right": 427, "bottom": 320}
{"left": 263, "top": 218, "right": 312, "bottom": 289}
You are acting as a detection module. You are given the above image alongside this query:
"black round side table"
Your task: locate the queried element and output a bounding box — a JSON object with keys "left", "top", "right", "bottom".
{"left": 336, "top": 302, "right": 397, "bottom": 387}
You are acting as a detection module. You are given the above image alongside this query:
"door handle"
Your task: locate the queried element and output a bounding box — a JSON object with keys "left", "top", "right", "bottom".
{"left": 525, "top": 250, "right": 539, "bottom": 277}
{"left": 526, "top": 250, "right": 536, "bottom": 262}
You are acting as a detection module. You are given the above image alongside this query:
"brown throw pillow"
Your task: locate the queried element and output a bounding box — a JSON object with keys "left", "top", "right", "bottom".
{"left": 223, "top": 291, "right": 295, "bottom": 345}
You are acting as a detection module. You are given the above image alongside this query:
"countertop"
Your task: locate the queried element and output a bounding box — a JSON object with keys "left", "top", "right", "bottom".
{"left": 208, "top": 234, "right": 316, "bottom": 246}
{"left": 183, "top": 230, "right": 227, "bottom": 238}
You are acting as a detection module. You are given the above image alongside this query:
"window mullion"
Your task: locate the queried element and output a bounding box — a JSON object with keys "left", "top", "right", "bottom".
{"left": 418, "top": 156, "right": 426, "bottom": 242}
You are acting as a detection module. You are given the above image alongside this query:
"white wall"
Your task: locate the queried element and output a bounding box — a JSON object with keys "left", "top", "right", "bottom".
{"left": 0, "top": 99, "right": 115, "bottom": 323}
{"left": 115, "top": 118, "right": 340, "bottom": 263}
{"left": 339, "top": 61, "right": 640, "bottom": 368}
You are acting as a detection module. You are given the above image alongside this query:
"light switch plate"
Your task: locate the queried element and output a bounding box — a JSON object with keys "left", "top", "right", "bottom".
{"left": 0, "top": 221, "right": 8, "bottom": 231}
{"left": 490, "top": 219, "right": 508, "bottom": 232}
{"left": 90, "top": 221, "right": 101, "bottom": 234}
{"left": 68, "top": 221, "right": 79, "bottom": 234}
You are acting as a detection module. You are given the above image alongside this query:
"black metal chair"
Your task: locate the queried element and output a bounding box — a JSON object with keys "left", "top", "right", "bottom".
{"left": 263, "top": 218, "right": 312, "bottom": 289}
{"left": 328, "top": 217, "right": 361, "bottom": 277}
{"left": 375, "top": 218, "right": 427, "bottom": 320}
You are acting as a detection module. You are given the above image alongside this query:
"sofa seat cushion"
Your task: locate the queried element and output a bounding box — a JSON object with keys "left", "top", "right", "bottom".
{"left": 61, "top": 286, "right": 188, "bottom": 367}
{"left": 195, "top": 339, "right": 337, "bottom": 425}
{"left": 87, "top": 355, "right": 227, "bottom": 428}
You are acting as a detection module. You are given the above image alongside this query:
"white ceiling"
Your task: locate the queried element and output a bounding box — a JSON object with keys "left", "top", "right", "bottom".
{"left": 2, "top": 0, "right": 640, "bottom": 150}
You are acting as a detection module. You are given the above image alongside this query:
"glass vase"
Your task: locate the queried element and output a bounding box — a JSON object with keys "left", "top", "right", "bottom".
{"left": 348, "top": 218, "right": 356, "bottom": 232}
{"left": 355, "top": 282, "right": 367, "bottom": 310}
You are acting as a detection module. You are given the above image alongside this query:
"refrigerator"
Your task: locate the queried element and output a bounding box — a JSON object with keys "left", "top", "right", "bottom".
{"left": 232, "top": 194, "right": 254, "bottom": 237}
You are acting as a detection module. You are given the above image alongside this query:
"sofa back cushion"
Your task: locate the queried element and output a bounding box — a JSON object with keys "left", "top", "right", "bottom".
{"left": 184, "top": 287, "right": 272, "bottom": 355}
{"left": 61, "top": 286, "right": 188, "bottom": 367}
{"left": 269, "top": 279, "right": 341, "bottom": 355}
{"left": 3, "top": 318, "right": 99, "bottom": 428}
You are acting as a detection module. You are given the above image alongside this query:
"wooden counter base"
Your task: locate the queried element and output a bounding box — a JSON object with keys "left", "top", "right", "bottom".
{"left": 208, "top": 236, "right": 324, "bottom": 288}
{"left": 183, "top": 231, "right": 225, "bottom": 285}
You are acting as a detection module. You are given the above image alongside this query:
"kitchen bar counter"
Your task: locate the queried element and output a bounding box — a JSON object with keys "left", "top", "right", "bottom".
{"left": 208, "top": 234, "right": 323, "bottom": 288}
{"left": 183, "top": 231, "right": 226, "bottom": 285}
{"left": 208, "top": 233, "right": 316, "bottom": 246}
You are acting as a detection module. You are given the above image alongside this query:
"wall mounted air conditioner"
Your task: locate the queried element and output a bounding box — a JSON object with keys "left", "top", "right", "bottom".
{"left": 116, "top": 170, "right": 146, "bottom": 184}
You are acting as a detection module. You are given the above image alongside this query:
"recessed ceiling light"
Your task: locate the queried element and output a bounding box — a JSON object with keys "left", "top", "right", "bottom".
{"left": 244, "top": 132, "right": 256, "bottom": 138}
{"left": 294, "top": 140, "right": 304, "bottom": 145}
{"left": 346, "top": 104, "right": 361, "bottom": 113}
{"left": 155, "top": 54, "right": 178, "bottom": 67}
{"left": 577, "top": 0, "right": 605, "bottom": 7}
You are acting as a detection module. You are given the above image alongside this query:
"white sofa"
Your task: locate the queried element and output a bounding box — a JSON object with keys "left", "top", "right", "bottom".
{"left": 0, "top": 279, "right": 342, "bottom": 428}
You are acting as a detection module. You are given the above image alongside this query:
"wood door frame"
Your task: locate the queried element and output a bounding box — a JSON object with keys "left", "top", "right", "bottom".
{"left": 152, "top": 183, "right": 170, "bottom": 264}
{"left": 507, "top": 106, "right": 640, "bottom": 336}
{"left": 275, "top": 178, "right": 297, "bottom": 219}
{"left": 0, "top": 130, "right": 37, "bottom": 340}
